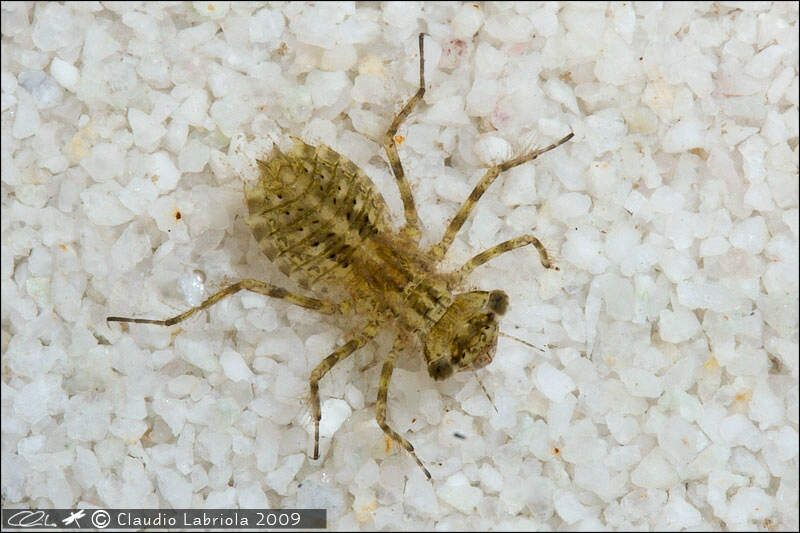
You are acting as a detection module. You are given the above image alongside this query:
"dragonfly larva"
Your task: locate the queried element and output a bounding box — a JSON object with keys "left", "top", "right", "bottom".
{"left": 109, "top": 33, "right": 573, "bottom": 479}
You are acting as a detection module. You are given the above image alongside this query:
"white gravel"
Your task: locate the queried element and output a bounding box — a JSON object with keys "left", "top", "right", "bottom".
{"left": 2, "top": 2, "right": 798, "bottom": 531}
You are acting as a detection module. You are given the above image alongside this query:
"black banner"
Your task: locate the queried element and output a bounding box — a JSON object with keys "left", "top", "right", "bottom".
{"left": 1, "top": 509, "right": 327, "bottom": 530}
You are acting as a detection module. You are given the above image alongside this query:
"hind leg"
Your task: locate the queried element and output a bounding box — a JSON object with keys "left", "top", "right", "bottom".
{"left": 107, "top": 279, "right": 339, "bottom": 326}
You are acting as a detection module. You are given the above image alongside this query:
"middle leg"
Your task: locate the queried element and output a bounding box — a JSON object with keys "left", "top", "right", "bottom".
{"left": 309, "top": 323, "right": 379, "bottom": 460}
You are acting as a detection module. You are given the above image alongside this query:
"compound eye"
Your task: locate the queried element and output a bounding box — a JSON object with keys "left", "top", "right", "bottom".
{"left": 488, "top": 290, "right": 509, "bottom": 315}
{"left": 428, "top": 358, "right": 454, "bottom": 381}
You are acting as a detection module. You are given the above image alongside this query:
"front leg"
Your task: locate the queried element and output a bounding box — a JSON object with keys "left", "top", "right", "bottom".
{"left": 383, "top": 32, "right": 427, "bottom": 242}
{"left": 457, "top": 234, "right": 558, "bottom": 277}
{"left": 376, "top": 344, "right": 432, "bottom": 480}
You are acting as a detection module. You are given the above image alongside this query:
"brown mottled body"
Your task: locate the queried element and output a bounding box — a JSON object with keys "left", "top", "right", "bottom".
{"left": 108, "top": 34, "right": 573, "bottom": 479}
{"left": 245, "top": 139, "right": 455, "bottom": 334}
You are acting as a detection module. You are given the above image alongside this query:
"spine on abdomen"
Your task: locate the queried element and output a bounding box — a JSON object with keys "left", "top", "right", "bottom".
{"left": 245, "top": 138, "right": 389, "bottom": 291}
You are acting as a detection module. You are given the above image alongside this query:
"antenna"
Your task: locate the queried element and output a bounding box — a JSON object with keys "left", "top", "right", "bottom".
{"left": 472, "top": 370, "right": 499, "bottom": 413}
{"left": 499, "top": 331, "right": 546, "bottom": 352}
